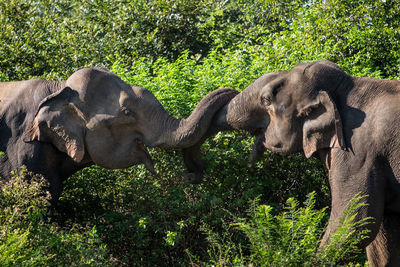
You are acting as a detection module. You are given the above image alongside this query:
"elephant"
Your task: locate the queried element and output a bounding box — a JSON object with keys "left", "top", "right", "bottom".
{"left": 199, "top": 61, "right": 400, "bottom": 266}
{"left": 182, "top": 72, "right": 280, "bottom": 184}
{"left": 0, "top": 67, "right": 238, "bottom": 208}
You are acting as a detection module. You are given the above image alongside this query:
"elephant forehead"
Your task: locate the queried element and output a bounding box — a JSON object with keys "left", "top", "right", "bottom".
{"left": 86, "top": 114, "right": 115, "bottom": 129}
{"left": 129, "top": 86, "right": 161, "bottom": 106}
{"left": 67, "top": 68, "right": 129, "bottom": 102}
{"left": 84, "top": 99, "right": 121, "bottom": 116}
{"left": 284, "top": 73, "right": 315, "bottom": 100}
{"left": 289, "top": 69, "right": 303, "bottom": 83}
{"left": 77, "top": 87, "right": 125, "bottom": 115}
{"left": 119, "top": 90, "right": 139, "bottom": 106}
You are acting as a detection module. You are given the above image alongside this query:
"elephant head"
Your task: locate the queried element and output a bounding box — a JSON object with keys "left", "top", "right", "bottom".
{"left": 23, "top": 68, "right": 237, "bottom": 173}
{"left": 209, "top": 61, "right": 351, "bottom": 160}
{"left": 258, "top": 61, "right": 350, "bottom": 157}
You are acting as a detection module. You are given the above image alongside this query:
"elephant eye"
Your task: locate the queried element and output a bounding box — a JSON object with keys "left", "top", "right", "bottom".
{"left": 121, "top": 107, "right": 134, "bottom": 116}
{"left": 261, "top": 96, "right": 272, "bottom": 106}
{"left": 297, "top": 107, "right": 312, "bottom": 117}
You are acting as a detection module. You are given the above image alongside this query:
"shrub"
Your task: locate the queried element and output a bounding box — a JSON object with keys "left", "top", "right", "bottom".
{"left": 197, "top": 192, "right": 370, "bottom": 266}
{"left": 0, "top": 0, "right": 303, "bottom": 81}
{"left": 0, "top": 168, "right": 111, "bottom": 266}
{"left": 3, "top": 0, "right": 400, "bottom": 265}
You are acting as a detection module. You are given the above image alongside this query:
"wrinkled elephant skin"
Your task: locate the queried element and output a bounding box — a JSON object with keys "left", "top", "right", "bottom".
{"left": 212, "top": 61, "right": 400, "bottom": 266}
{"left": 0, "top": 68, "right": 237, "bottom": 208}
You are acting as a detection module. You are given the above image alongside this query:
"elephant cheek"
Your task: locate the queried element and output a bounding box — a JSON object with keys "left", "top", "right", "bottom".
{"left": 85, "top": 129, "right": 155, "bottom": 170}
{"left": 84, "top": 126, "right": 116, "bottom": 166}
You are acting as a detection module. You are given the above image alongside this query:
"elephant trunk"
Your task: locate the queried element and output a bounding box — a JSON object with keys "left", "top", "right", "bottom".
{"left": 180, "top": 73, "right": 281, "bottom": 184}
{"left": 179, "top": 87, "right": 266, "bottom": 184}
{"left": 212, "top": 76, "right": 275, "bottom": 133}
{"left": 150, "top": 88, "right": 239, "bottom": 149}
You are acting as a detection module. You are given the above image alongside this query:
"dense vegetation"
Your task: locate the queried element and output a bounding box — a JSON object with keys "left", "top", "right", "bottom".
{"left": 1, "top": 0, "right": 399, "bottom": 265}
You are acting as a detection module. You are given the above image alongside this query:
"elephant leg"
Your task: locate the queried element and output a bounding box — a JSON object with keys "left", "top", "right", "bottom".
{"left": 320, "top": 195, "right": 383, "bottom": 250}
{"left": 249, "top": 134, "right": 266, "bottom": 163}
{"left": 366, "top": 213, "right": 400, "bottom": 267}
{"left": 46, "top": 173, "right": 64, "bottom": 218}
{"left": 321, "top": 156, "right": 385, "bottom": 250}
{"left": 49, "top": 175, "right": 63, "bottom": 203}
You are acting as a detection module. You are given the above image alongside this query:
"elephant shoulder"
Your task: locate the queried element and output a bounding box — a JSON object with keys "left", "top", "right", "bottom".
{"left": 0, "top": 79, "right": 41, "bottom": 110}
{"left": 0, "top": 79, "right": 61, "bottom": 136}
{"left": 348, "top": 93, "right": 400, "bottom": 153}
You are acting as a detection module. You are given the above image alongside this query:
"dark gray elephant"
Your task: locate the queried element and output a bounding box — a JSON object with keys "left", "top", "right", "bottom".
{"left": 201, "top": 61, "right": 400, "bottom": 266}
{"left": 182, "top": 73, "right": 279, "bottom": 184}
{"left": 0, "top": 67, "right": 237, "bottom": 207}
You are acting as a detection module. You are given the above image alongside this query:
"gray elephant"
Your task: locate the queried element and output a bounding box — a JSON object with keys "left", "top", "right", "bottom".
{"left": 0, "top": 67, "right": 237, "bottom": 207}
{"left": 182, "top": 72, "right": 280, "bottom": 184}
{"left": 202, "top": 61, "right": 400, "bottom": 266}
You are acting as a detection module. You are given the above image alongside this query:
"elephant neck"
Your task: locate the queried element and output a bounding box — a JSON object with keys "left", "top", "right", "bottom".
{"left": 158, "top": 117, "right": 200, "bottom": 149}
{"left": 151, "top": 88, "right": 239, "bottom": 149}
{"left": 224, "top": 87, "right": 266, "bottom": 131}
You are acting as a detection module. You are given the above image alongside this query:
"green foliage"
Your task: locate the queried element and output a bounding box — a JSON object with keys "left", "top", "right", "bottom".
{"left": 0, "top": 229, "right": 44, "bottom": 266}
{"left": 55, "top": 142, "right": 327, "bottom": 265}
{"left": 319, "top": 194, "right": 373, "bottom": 265}
{"left": 0, "top": 168, "right": 49, "bottom": 229}
{"left": 2, "top": 0, "right": 400, "bottom": 265}
{"left": 2, "top": 0, "right": 399, "bottom": 81}
{"left": 0, "top": 0, "right": 304, "bottom": 81}
{"left": 0, "top": 169, "right": 111, "bottom": 266}
{"left": 197, "top": 192, "right": 370, "bottom": 266}
{"left": 278, "top": 0, "right": 400, "bottom": 78}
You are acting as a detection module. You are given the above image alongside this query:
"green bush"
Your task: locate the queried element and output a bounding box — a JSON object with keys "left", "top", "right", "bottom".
{"left": 2, "top": 0, "right": 400, "bottom": 265}
{"left": 2, "top": 0, "right": 399, "bottom": 81}
{"left": 197, "top": 192, "right": 370, "bottom": 266}
{"left": 0, "top": 168, "right": 111, "bottom": 266}
{"left": 0, "top": 0, "right": 303, "bottom": 81}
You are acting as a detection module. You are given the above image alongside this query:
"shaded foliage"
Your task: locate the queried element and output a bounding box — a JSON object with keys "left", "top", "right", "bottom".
{"left": 0, "top": 169, "right": 110, "bottom": 266}
{"left": 1, "top": 0, "right": 399, "bottom": 265}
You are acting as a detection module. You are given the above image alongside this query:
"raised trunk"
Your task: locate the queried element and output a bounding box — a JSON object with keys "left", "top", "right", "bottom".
{"left": 212, "top": 73, "right": 279, "bottom": 133}
{"left": 179, "top": 88, "right": 261, "bottom": 184}
{"left": 151, "top": 88, "right": 239, "bottom": 148}
{"left": 180, "top": 73, "right": 280, "bottom": 184}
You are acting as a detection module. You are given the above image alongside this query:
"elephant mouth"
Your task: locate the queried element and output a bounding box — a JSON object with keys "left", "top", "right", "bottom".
{"left": 263, "top": 142, "right": 294, "bottom": 155}
{"left": 249, "top": 128, "right": 264, "bottom": 136}
{"left": 136, "top": 139, "right": 147, "bottom": 150}
{"left": 135, "top": 139, "right": 155, "bottom": 174}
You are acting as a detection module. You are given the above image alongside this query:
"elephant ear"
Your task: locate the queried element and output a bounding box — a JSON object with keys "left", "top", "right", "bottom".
{"left": 23, "top": 87, "right": 86, "bottom": 162}
{"left": 299, "top": 90, "right": 345, "bottom": 158}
